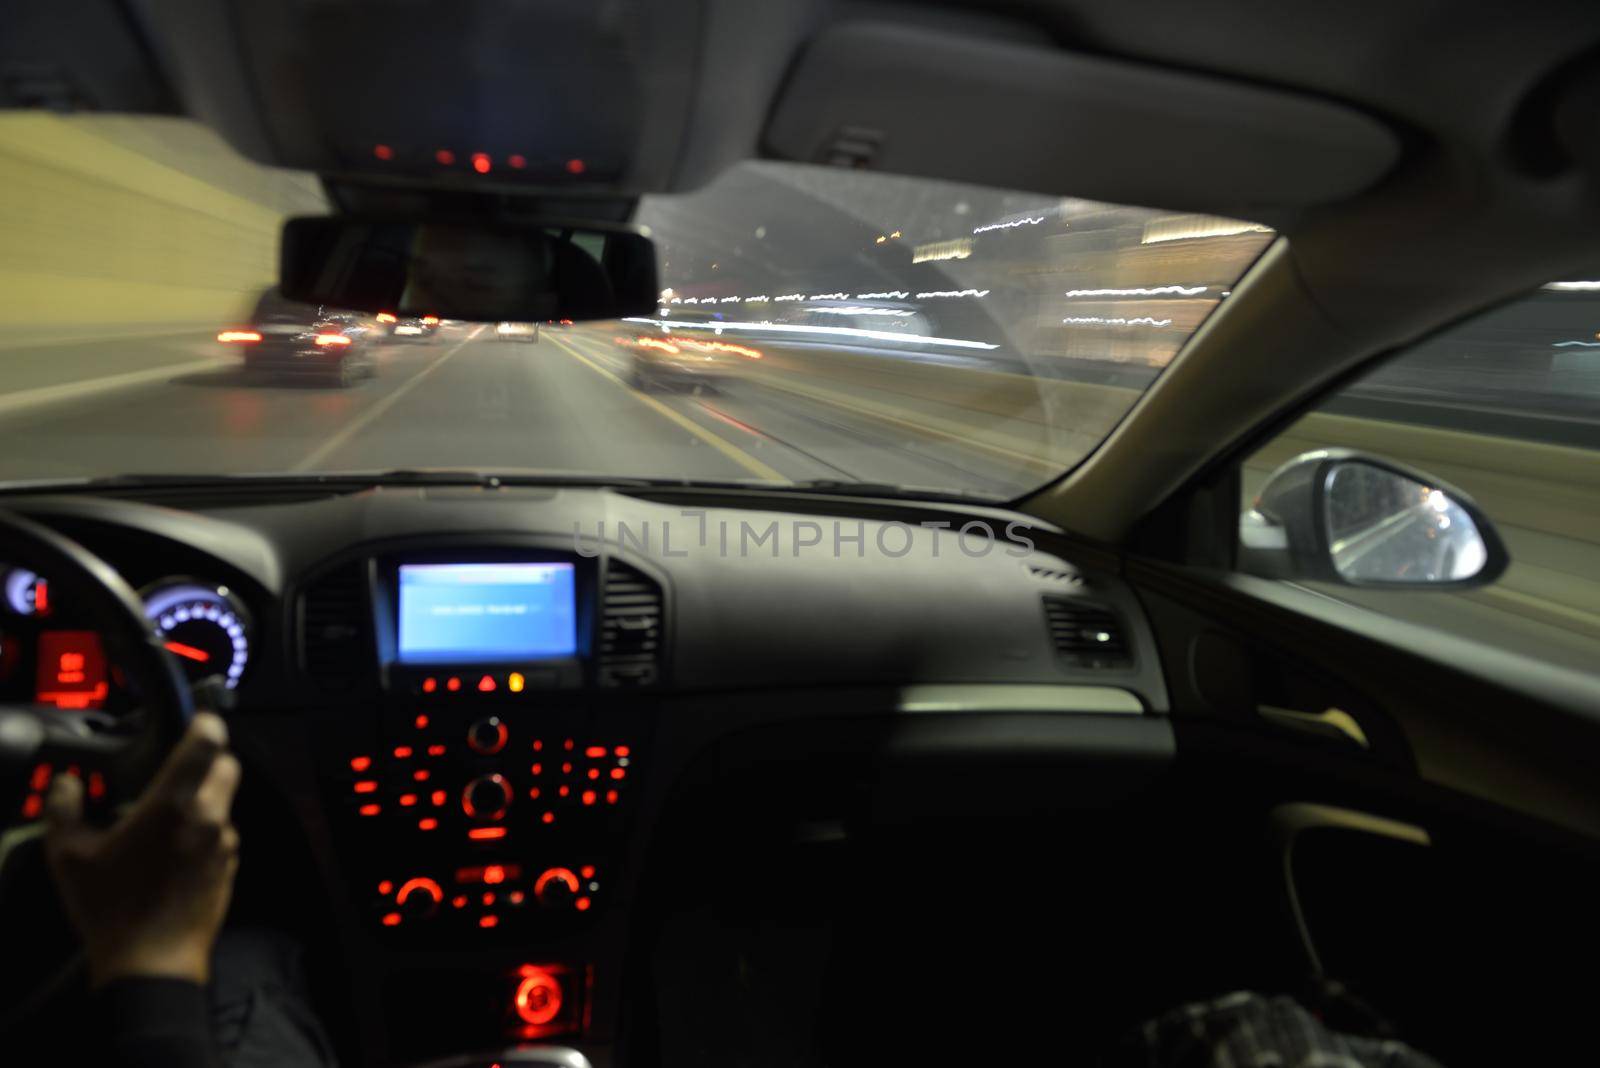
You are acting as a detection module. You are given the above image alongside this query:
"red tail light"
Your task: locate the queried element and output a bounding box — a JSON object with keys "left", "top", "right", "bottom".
{"left": 314, "top": 333, "right": 353, "bottom": 347}
{"left": 217, "top": 330, "right": 261, "bottom": 343}
{"left": 376, "top": 312, "right": 397, "bottom": 323}
{"left": 421, "top": 315, "right": 440, "bottom": 325}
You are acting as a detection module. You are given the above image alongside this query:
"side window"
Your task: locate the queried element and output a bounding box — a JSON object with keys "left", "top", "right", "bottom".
{"left": 1241, "top": 278, "right": 1600, "bottom": 674}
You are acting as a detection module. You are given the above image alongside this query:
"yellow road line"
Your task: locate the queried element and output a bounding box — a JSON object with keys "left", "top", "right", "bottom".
{"left": 545, "top": 332, "right": 787, "bottom": 482}
{"left": 292, "top": 325, "right": 484, "bottom": 472}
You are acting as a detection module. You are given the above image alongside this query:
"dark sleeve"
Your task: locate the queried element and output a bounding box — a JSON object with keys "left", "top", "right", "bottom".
{"left": 96, "top": 977, "right": 221, "bottom": 1068}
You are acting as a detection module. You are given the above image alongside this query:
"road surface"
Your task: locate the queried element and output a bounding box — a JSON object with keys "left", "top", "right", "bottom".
{"left": 0, "top": 324, "right": 1046, "bottom": 497}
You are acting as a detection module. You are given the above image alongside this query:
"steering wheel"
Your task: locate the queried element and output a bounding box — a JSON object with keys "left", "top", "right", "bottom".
{"left": 0, "top": 510, "right": 193, "bottom": 830}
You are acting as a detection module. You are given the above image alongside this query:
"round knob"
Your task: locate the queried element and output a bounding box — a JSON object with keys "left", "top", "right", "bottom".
{"left": 467, "top": 717, "right": 508, "bottom": 755}
{"left": 462, "top": 774, "right": 513, "bottom": 820}
{"left": 514, "top": 968, "right": 563, "bottom": 1026}
{"left": 534, "top": 866, "right": 579, "bottom": 909}
{"left": 395, "top": 877, "right": 443, "bottom": 918}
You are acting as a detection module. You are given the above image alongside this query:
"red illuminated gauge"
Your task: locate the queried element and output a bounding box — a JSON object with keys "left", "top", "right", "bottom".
{"left": 142, "top": 580, "right": 252, "bottom": 689}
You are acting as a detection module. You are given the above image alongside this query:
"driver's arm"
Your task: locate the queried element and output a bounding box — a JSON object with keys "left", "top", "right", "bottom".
{"left": 44, "top": 712, "right": 241, "bottom": 1067}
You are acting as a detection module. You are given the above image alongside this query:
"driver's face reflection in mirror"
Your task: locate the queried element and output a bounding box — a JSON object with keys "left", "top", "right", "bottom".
{"left": 401, "top": 226, "right": 556, "bottom": 320}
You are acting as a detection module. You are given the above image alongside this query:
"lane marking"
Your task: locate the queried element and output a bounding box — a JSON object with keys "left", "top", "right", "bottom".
{"left": 0, "top": 357, "right": 232, "bottom": 420}
{"left": 291, "top": 325, "right": 485, "bottom": 472}
{"left": 544, "top": 332, "right": 787, "bottom": 482}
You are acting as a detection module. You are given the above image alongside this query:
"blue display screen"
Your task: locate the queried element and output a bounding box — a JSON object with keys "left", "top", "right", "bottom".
{"left": 398, "top": 563, "right": 576, "bottom": 663}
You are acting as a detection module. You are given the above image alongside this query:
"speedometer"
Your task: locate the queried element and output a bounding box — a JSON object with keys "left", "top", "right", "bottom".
{"left": 142, "top": 580, "right": 253, "bottom": 689}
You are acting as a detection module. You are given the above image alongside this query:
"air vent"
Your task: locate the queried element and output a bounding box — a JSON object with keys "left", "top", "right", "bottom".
{"left": 598, "top": 561, "right": 663, "bottom": 688}
{"left": 299, "top": 561, "right": 369, "bottom": 691}
{"left": 1026, "top": 561, "right": 1083, "bottom": 587}
{"left": 1042, "top": 596, "right": 1131, "bottom": 668}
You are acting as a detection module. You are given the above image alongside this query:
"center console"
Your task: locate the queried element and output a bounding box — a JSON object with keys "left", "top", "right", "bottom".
{"left": 309, "top": 546, "right": 663, "bottom": 1055}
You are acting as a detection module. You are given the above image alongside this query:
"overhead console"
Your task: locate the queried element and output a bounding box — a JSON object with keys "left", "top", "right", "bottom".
{"left": 135, "top": 0, "right": 706, "bottom": 195}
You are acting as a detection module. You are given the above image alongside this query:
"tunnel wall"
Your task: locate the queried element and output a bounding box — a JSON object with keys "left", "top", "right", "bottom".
{"left": 0, "top": 114, "right": 326, "bottom": 330}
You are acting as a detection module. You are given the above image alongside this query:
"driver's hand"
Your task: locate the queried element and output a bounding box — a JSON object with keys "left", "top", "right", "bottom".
{"left": 43, "top": 712, "right": 241, "bottom": 987}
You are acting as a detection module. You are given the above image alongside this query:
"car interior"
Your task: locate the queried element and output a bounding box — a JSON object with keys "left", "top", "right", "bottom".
{"left": 2, "top": 2, "right": 1599, "bottom": 1066}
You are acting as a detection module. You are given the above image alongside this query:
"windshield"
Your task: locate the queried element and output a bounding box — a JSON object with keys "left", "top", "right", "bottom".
{"left": 0, "top": 115, "right": 1272, "bottom": 498}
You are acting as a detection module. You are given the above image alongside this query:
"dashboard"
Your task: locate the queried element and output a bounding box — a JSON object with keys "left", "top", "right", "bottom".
{"left": 2, "top": 483, "right": 1169, "bottom": 1065}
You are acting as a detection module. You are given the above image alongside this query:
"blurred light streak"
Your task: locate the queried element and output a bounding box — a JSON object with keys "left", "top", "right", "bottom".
{"left": 624, "top": 317, "right": 997, "bottom": 350}
{"left": 1065, "top": 285, "right": 1207, "bottom": 297}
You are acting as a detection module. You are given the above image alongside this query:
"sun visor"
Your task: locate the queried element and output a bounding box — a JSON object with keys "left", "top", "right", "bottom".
{"left": 764, "top": 22, "right": 1401, "bottom": 214}
{"left": 140, "top": 0, "right": 701, "bottom": 195}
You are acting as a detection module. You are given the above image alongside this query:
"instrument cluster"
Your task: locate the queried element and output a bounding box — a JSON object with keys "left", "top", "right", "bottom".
{"left": 0, "top": 565, "right": 253, "bottom": 709}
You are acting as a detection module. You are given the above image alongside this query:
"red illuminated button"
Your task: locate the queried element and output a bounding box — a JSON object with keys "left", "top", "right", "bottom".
{"left": 462, "top": 774, "right": 513, "bottom": 821}
{"left": 514, "top": 968, "right": 564, "bottom": 1026}
{"left": 395, "top": 877, "right": 443, "bottom": 918}
{"left": 467, "top": 717, "right": 508, "bottom": 755}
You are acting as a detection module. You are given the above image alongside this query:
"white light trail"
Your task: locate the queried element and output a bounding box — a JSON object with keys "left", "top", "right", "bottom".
{"left": 856, "top": 291, "right": 909, "bottom": 300}
{"left": 915, "top": 289, "right": 989, "bottom": 299}
{"left": 1062, "top": 316, "right": 1173, "bottom": 327}
{"left": 808, "top": 292, "right": 850, "bottom": 301}
{"left": 624, "top": 317, "right": 998, "bottom": 350}
{"left": 811, "top": 307, "right": 915, "bottom": 317}
{"left": 1544, "top": 281, "right": 1600, "bottom": 291}
{"left": 1553, "top": 340, "right": 1600, "bottom": 347}
{"left": 1064, "top": 285, "right": 1208, "bottom": 297}
{"left": 973, "top": 216, "right": 1046, "bottom": 235}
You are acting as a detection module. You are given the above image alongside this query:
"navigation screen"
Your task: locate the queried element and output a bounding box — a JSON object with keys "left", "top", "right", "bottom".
{"left": 398, "top": 563, "right": 576, "bottom": 663}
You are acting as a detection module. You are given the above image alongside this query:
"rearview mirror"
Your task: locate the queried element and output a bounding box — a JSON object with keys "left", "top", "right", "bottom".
{"left": 1239, "top": 449, "right": 1509, "bottom": 588}
{"left": 279, "top": 216, "right": 659, "bottom": 323}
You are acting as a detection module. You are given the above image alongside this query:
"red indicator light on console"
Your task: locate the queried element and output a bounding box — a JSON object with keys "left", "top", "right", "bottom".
{"left": 585, "top": 746, "right": 607, "bottom": 758}
{"left": 393, "top": 746, "right": 413, "bottom": 759}
{"left": 417, "top": 817, "right": 438, "bottom": 831}
{"left": 353, "top": 780, "right": 378, "bottom": 794}
{"left": 398, "top": 794, "right": 418, "bottom": 807}
{"left": 349, "top": 756, "right": 372, "bottom": 772}
{"left": 468, "top": 826, "right": 507, "bottom": 841}
{"left": 381, "top": 912, "right": 402, "bottom": 927}
{"left": 414, "top": 715, "right": 430, "bottom": 729}
{"left": 413, "top": 769, "right": 430, "bottom": 782}
{"left": 610, "top": 768, "right": 626, "bottom": 780}
{"left": 378, "top": 880, "right": 394, "bottom": 895}
{"left": 605, "top": 790, "right": 618, "bottom": 805}
{"left": 541, "top": 811, "right": 555, "bottom": 825}
{"left": 484, "top": 865, "right": 507, "bottom": 884}
{"left": 580, "top": 865, "right": 595, "bottom": 880}
{"left": 422, "top": 677, "right": 437, "bottom": 693}
{"left": 431, "top": 789, "right": 447, "bottom": 806}
{"left": 575, "top": 896, "right": 592, "bottom": 912}
{"left": 478, "top": 674, "right": 497, "bottom": 692}
{"left": 446, "top": 677, "right": 461, "bottom": 692}
{"left": 359, "top": 803, "right": 382, "bottom": 816}
{"left": 615, "top": 746, "right": 631, "bottom": 757}
{"left": 452, "top": 895, "right": 468, "bottom": 909}
{"left": 428, "top": 744, "right": 446, "bottom": 756}
{"left": 480, "top": 914, "right": 500, "bottom": 928}
{"left": 581, "top": 790, "right": 596, "bottom": 806}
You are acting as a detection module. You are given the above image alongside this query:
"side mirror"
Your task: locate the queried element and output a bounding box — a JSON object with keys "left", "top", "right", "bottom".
{"left": 1239, "top": 449, "right": 1509, "bottom": 588}
{"left": 279, "top": 216, "right": 659, "bottom": 323}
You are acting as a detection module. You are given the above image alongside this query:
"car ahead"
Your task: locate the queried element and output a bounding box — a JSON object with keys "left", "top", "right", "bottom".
{"left": 218, "top": 298, "right": 376, "bottom": 386}
{"left": 626, "top": 327, "right": 763, "bottom": 392}
{"left": 494, "top": 321, "right": 539, "bottom": 341}
{"left": 378, "top": 311, "right": 440, "bottom": 339}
